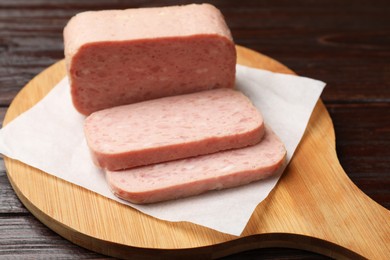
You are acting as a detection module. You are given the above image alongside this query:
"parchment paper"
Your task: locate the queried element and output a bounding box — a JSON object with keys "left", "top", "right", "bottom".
{"left": 0, "top": 64, "right": 325, "bottom": 235}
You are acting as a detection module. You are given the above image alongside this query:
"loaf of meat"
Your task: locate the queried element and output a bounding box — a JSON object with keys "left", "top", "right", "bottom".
{"left": 64, "top": 4, "right": 236, "bottom": 115}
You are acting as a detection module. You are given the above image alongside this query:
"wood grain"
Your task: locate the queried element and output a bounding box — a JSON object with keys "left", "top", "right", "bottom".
{"left": 2, "top": 46, "right": 389, "bottom": 259}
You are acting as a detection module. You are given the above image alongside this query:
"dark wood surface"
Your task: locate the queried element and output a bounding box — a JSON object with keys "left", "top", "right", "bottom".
{"left": 0, "top": 0, "right": 389, "bottom": 259}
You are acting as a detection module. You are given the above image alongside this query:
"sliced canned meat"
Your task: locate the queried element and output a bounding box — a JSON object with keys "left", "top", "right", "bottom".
{"left": 84, "top": 89, "right": 264, "bottom": 171}
{"left": 106, "top": 127, "right": 286, "bottom": 204}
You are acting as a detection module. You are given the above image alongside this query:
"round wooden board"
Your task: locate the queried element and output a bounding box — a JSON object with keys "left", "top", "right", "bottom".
{"left": 3, "top": 46, "right": 389, "bottom": 259}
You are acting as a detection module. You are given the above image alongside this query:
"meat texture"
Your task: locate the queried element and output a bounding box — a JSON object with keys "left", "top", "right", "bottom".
{"left": 84, "top": 89, "right": 264, "bottom": 171}
{"left": 106, "top": 127, "right": 286, "bottom": 204}
{"left": 64, "top": 4, "right": 236, "bottom": 115}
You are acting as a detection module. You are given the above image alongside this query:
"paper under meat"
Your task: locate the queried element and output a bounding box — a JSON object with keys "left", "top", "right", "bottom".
{"left": 0, "top": 64, "right": 325, "bottom": 236}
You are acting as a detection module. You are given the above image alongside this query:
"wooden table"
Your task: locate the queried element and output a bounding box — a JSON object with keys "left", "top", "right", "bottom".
{"left": 0, "top": 0, "right": 389, "bottom": 259}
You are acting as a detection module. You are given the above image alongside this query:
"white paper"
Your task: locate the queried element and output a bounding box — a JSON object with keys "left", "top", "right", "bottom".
{"left": 0, "top": 64, "right": 325, "bottom": 236}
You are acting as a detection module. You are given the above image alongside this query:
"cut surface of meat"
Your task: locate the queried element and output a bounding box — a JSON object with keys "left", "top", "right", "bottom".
{"left": 84, "top": 89, "right": 264, "bottom": 171}
{"left": 64, "top": 4, "right": 236, "bottom": 115}
{"left": 106, "top": 127, "right": 286, "bottom": 204}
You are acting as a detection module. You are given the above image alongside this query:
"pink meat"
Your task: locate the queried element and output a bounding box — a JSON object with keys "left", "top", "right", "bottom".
{"left": 64, "top": 4, "right": 236, "bottom": 115}
{"left": 106, "top": 127, "right": 286, "bottom": 204}
{"left": 84, "top": 89, "right": 264, "bottom": 171}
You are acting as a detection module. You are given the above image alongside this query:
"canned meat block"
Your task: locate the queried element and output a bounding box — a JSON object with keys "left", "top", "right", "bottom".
{"left": 64, "top": 4, "right": 236, "bottom": 115}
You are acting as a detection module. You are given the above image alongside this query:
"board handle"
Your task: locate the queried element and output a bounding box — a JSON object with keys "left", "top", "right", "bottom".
{"left": 241, "top": 101, "right": 390, "bottom": 259}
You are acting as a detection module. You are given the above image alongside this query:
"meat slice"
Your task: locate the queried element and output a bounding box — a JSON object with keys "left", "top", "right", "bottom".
{"left": 84, "top": 89, "right": 264, "bottom": 171}
{"left": 106, "top": 127, "right": 286, "bottom": 204}
{"left": 64, "top": 4, "right": 236, "bottom": 115}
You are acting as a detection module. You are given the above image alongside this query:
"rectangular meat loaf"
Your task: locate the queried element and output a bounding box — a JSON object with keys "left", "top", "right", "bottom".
{"left": 64, "top": 4, "right": 236, "bottom": 115}
{"left": 84, "top": 89, "right": 264, "bottom": 171}
{"left": 106, "top": 127, "right": 286, "bottom": 204}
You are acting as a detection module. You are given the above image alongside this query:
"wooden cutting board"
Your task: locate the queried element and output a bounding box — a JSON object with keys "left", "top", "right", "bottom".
{"left": 3, "top": 46, "right": 389, "bottom": 259}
